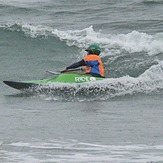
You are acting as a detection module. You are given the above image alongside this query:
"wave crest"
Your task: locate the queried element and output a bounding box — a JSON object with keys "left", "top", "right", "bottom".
{"left": 1, "top": 24, "right": 163, "bottom": 56}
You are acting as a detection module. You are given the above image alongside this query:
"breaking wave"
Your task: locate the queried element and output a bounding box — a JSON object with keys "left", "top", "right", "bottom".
{"left": 1, "top": 23, "right": 163, "bottom": 56}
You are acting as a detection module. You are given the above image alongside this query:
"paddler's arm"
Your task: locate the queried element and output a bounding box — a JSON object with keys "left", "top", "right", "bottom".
{"left": 67, "top": 60, "right": 85, "bottom": 69}
{"left": 61, "top": 60, "right": 86, "bottom": 72}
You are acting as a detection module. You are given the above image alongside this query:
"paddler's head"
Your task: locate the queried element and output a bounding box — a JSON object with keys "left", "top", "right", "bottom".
{"left": 85, "top": 44, "right": 101, "bottom": 55}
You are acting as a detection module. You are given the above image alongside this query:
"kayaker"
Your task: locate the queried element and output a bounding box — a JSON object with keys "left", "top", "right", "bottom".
{"left": 61, "top": 44, "right": 105, "bottom": 78}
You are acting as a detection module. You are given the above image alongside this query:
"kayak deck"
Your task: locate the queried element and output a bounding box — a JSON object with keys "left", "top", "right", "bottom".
{"left": 24, "top": 73, "right": 104, "bottom": 83}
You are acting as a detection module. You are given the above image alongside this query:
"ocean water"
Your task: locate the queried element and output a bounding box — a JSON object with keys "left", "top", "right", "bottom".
{"left": 0, "top": 0, "right": 163, "bottom": 162}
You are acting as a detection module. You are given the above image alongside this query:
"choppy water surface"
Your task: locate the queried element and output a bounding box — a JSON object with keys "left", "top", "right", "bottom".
{"left": 0, "top": 0, "right": 163, "bottom": 162}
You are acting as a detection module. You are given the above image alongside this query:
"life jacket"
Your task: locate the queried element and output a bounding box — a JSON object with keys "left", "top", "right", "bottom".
{"left": 83, "top": 54, "right": 105, "bottom": 77}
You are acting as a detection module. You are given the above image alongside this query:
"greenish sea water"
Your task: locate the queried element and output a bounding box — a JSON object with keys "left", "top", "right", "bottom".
{"left": 0, "top": 0, "right": 163, "bottom": 162}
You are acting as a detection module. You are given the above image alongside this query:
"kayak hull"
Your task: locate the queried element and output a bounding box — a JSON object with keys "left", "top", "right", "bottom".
{"left": 3, "top": 73, "right": 104, "bottom": 90}
{"left": 3, "top": 81, "right": 37, "bottom": 90}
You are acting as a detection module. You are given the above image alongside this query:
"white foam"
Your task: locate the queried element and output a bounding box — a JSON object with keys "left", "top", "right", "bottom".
{"left": 21, "top": 24, "right": 53, "bottom": 38}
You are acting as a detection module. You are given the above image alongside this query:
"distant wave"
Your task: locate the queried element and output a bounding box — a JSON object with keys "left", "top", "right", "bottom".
{"left": 1, "top": 140, "right": 162, "bottom": 163}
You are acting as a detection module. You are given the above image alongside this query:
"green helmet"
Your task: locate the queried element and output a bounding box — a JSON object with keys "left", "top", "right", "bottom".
{"left": 86, "top": 44, "right": 101, "bottom": 55}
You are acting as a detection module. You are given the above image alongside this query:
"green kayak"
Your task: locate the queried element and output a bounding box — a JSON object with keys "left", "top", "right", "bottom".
{"left": 3, "top": 73, "right": 104, "bottom": 90}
